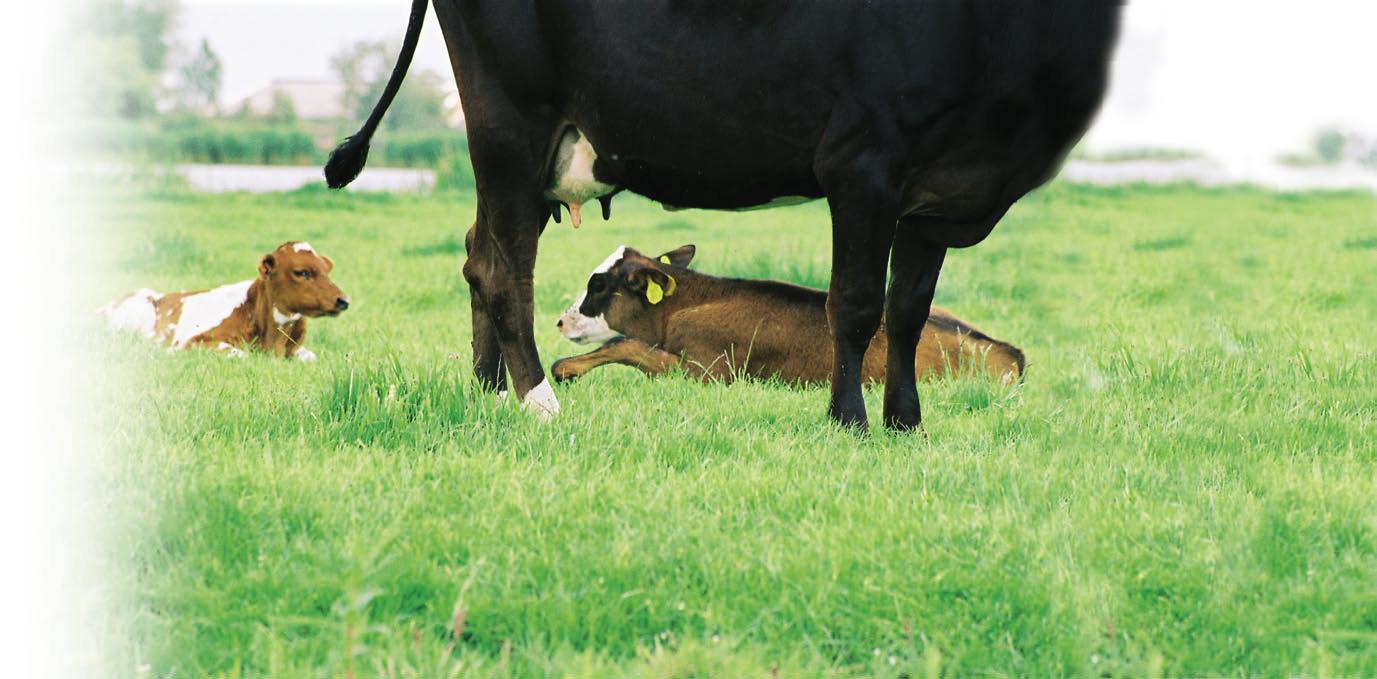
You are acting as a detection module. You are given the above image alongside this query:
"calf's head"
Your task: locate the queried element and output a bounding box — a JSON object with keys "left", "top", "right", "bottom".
{"left": 258, "top": 241, "right": 349, "bottom": 317}
{"left": 557, "top": 244, "right": 695, "bottom": 344}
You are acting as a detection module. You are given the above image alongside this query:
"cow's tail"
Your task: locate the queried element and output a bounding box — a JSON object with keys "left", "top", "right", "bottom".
{"left": 324, "top": 0, "right": 429, "bottom": 189}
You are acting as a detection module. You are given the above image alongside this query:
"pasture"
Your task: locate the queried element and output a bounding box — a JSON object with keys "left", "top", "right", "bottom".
{"left": 93, "top": 182, "right": 1376, "bottom": 678}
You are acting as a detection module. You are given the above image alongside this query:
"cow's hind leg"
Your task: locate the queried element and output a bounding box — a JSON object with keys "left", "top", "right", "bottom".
{"left": 816, "top": 152, "right": 901, "bottom": 430}
{"left": 462, "top": 126, "right": 557, "bottom": 416}
{"left": 883, "top": 223, "right": 947, "bottom": 431}
{"left": 464, "top": 222, "right": 506, "bottom": 394}
{"left": 888, "top": 206, "right": 1011, "bottom": 430}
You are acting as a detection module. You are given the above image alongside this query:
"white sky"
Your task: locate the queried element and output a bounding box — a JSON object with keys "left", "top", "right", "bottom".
{"left": 178, "top": 0, "right": 1377, "bottom": 166}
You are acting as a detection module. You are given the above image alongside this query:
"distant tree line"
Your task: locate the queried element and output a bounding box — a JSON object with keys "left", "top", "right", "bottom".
{"left": 1281, "top": 128, "right": 1377, "bottom": 170}
{"left": 73, "top": 0, "right": 453, "bottom": 128}
{"left": 330, "top": 40, "right": 452, "bottom": 131}
{"left": 72, "top": 0, "right": 472, "bottom": 178}
{"left": 74, "top": 0, "right": 179, "bottom": 119}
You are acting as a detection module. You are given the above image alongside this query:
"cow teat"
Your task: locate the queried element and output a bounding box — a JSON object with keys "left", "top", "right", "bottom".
{"left": 544, "top": 126, "right": 617, "bottom": 228}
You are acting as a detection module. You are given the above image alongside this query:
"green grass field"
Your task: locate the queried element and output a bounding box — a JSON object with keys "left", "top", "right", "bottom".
{"left": 92, "top": 182, "right": 1377, "bottom": 678}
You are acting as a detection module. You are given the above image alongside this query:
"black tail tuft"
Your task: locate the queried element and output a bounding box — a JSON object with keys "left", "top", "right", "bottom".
{"left": 320, "top": 0, "right": 427, "bottom": 189}
{"left": 324, "top": 135, "right": 371, "bottom": 189}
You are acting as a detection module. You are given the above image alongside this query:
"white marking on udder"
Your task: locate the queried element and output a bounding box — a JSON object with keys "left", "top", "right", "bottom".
{"left": 293, "top": 242, "right": 314, "bottom": 253}
{"left": 545, "top": 128, "right": 614, "bottom": 228}
{"left": 552, "top": 134, "right": 612, "bottom": 201}
{"left": 99, "top": 288, "right": 161, "bottom": 338}
{"left": 521, "top": 378, "right": 560, "bottom": 420}
{"left": 172, "top": 280, "right": 252, "bottom": 347}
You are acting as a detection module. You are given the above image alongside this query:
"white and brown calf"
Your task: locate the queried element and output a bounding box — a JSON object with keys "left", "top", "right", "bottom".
{"left": 100, "top": 241, "right": 348, "bottom": 359}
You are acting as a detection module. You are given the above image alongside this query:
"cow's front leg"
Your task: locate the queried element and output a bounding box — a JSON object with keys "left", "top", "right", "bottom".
{"left": 882, "top": 224, "right": 946, "bottom": 431}
{"left": 817, "top": 157, "right": 900, "bottom": 430}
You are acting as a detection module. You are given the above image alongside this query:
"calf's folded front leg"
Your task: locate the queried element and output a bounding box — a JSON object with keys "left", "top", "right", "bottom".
{"left": 551, "top": 337, "right": 684, "bottom": 383}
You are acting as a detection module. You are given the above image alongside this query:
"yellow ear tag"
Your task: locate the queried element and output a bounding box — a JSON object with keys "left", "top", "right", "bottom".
{"left": 645, "top": 280, "right": 664, "bottom": 304}
{"left": 659, "top": 255, "right": 671, "bottom": 264}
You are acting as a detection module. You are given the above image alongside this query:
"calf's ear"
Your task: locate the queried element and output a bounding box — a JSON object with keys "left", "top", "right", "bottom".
{"left": 627, "top": 266, "right": 677, "bottom": 305}
{"left": 259, "top": 254, "right": 277, "bottom": 276}
{"left": 321, "top": 255, "right": 335, "bottom": 273}
{"left": 658, "top": 244, "right": 696, "bottom": 267}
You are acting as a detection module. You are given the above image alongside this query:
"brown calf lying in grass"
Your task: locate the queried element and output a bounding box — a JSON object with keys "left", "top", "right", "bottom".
{"left": 99, "top": 241, "right": 348, "bottom": 360}
{"left": 552, "top": 245, "right": 1024, "bottom": 385}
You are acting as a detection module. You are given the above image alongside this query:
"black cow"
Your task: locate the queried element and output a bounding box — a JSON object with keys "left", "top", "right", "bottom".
{"left": 327, "top": 0, "right": 1122, "bottom": 431}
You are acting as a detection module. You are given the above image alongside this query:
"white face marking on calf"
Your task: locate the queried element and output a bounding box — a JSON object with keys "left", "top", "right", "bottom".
{"left": 293, "top": 242, "right": 315, "bottom": 253}
{"left": 560, "top": 290, "right": 619, "bottom": 345}
{"left": 172, "top": 280, "right": 253, "bottom": 347}
{"left": 558, "top": 246, "right": 625, "bottom": 344}
{"left": 521, "top": 378, "right": 560, "bottom": 420}
{"left": 99, "top": 288, "right": 161, "bottom": 338}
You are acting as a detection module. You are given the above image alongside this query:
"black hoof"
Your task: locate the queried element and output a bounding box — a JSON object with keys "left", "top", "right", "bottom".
{"left": 883, "top": 412, "right": 923, "bottom": 432}
{"left": 828, "top": 404, "right": 869, "bottom": 432}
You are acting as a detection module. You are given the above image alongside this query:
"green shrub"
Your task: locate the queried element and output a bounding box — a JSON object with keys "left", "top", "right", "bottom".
{"left": 377, "top": 132, "right": 468, "bottom": 168}
{"left": 79, "top": 115, "right": 471, "bottom": 169}
{"left": 1314, "top": 128, "right": 1347, "bottom": 164}
{"left": 136, "top": 118, "right": 301, "bottom": 165}
{"left": 245, "top": 127, "right": 316, "bottom": 165}
{"left": 434, "top": 150, "right": 476, "bottom": 192}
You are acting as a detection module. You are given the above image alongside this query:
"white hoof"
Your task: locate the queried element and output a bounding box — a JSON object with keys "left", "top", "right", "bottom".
{"left": 521, "top": 379, "right": 561, "bottom": 420}
{"left": 295, "top": 348, "right": 317, "bottom": 362}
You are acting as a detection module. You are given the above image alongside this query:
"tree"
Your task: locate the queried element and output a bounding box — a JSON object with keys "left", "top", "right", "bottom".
{"left": 266, "top": 91, "right": 298, "bottom": 125}
{"left": 72, "top": 0, "right": 179, "bottom": 119}
{"left": 331, "top": 40, "right": 449, "bottom": 130}
{"left": 84, "top": 35, "right": 161, "bottom": 119}
{"left": 1314, "top": 128, "right": 1347, "bottom": 165}
{"left": 383, "top": 70, "right": 450, "bottom": 132}
{"left": 84, "top": 0, "right": 178, "bottom": 73}
{"left": 173, "top": 38, "right": 223, "bottom": 114}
